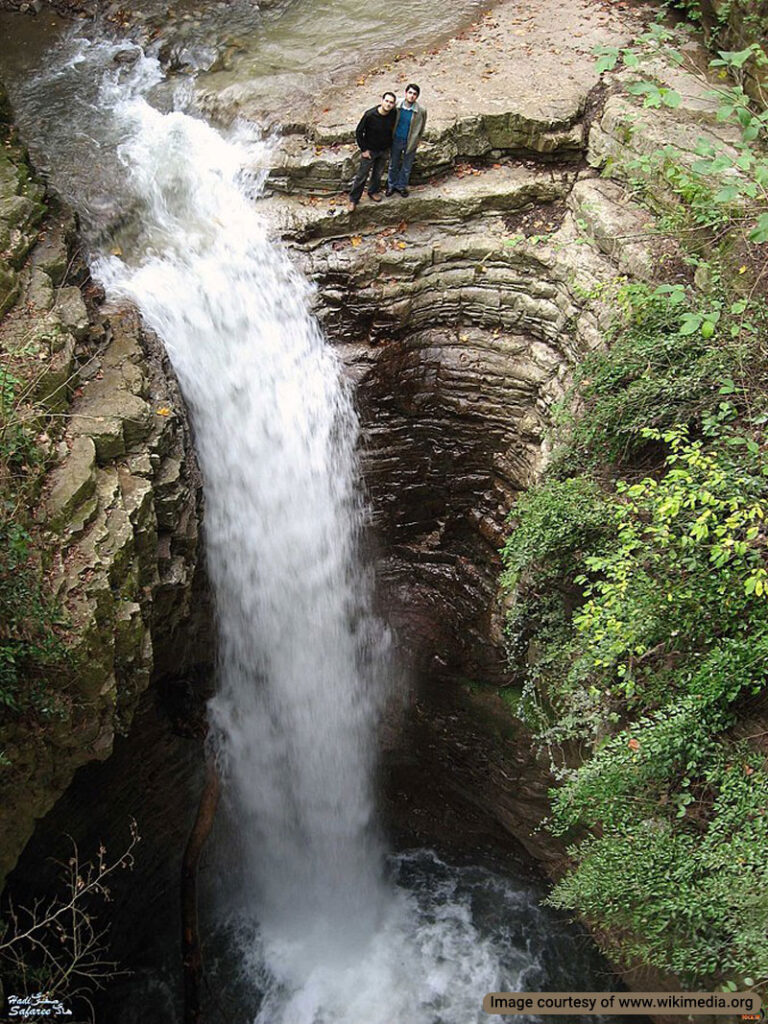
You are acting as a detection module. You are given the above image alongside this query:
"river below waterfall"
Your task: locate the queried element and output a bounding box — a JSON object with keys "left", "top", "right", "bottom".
{"left": 1, "top": 7, "right": 618, "bottom": 1023}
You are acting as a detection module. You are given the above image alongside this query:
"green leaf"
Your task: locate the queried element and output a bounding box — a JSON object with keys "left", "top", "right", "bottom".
{"left": 710, "top": 155, "right": 734, "bottom": 173}
{"left": 717, "top": 48, "right": 756, "bottom": 68}
{"left": 679, "top": 313, "right": 704, "bottom": 335}
{"left": 715, "top": 103, "right": 736, "bottom": 122}
{"left": 748, "top": 213, "right": 768, "bottom": 244}
{"left": 594, "top": 46, "right": 620, "bottom": 74}
{"left": 627, "top": 81, "right": 656, "bottom": 96}
{"left": 653, "top": 284, "right": 686, "bottom": 304}
{"left": 691, "top": 159, "right": 716, "bottom": 174}
{"left": 713, "top": 185, "right": 741, "bottom": 204}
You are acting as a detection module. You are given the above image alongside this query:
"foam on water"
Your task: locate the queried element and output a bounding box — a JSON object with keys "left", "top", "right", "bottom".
{"left": 209, "top": 849, "right": 605, "bottom": 1024}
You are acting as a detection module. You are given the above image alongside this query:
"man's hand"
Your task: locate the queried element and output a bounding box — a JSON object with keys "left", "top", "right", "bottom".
{"left": 361, "top": 149, "right": 371, "bottom": 158}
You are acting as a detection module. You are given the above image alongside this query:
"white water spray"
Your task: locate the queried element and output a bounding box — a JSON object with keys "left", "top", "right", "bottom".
{"left": 96, "top": 63, "right": 391, "bottom": 975}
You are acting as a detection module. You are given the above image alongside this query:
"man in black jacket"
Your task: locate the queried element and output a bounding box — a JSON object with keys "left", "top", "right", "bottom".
{"left": 347, "top": 92, "right": 397, "bottom": 212}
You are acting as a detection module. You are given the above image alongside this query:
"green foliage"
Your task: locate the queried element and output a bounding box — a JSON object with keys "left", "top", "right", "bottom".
{"left": 500, "top": 480, "right": 617, "bottom": 734}
{"left": 501, "top": 295, "right": 768, "bottom": 985}
{"left": 501, "top": 478, "right": 615, "bottom": 590}
{"left": 0, "top": 360, "right": 68, "bottom": 718}
{"left": 557, "top": 281, "right": 767, "bottom": 467}
{"left": 0, "top": 514, "right": 68, "bottom": 714}
{"left": 626, "top": 79, "right": 682, "bottom": 108}
{"left": 548, "top": 747, "right": 768, "bottom": 983}
{"left": 0, "top": 367, "right": 42, "bottom": 475}
{"left": 572, "top": 426, "right": 768, "bottom": 699}
{"left": 595, "top": 27, "right": 768, "bottom": 243}
{"left": 503, "top": 427, "right": 768, "bottom": 984}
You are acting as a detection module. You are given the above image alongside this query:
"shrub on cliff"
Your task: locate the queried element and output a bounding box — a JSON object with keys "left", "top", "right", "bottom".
{"left": 501, "top": 217, "right": 768, "bottom": 991}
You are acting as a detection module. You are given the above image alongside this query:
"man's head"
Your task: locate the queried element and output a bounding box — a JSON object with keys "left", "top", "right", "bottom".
{"left": 380, "top": 91, "right": 396, "bottom": 112}
{"left": 405, "top": 84, "right": 420, "bottom": 104}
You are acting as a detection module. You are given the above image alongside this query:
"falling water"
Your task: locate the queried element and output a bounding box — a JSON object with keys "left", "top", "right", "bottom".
{"left": 94, "top": 47, "right": 393, "bottom": 980}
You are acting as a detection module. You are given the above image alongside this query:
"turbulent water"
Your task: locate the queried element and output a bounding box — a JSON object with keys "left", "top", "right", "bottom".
{"left": 2, "top": 21, "right": 613, "bottom": 1024}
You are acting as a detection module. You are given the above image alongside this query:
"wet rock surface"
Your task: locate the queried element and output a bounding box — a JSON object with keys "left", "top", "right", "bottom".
{"left": 198, "top": 0, "right": 645, "bottom": 157}
{"left": 263, "top": 159, "right": 637, "bottom": 693}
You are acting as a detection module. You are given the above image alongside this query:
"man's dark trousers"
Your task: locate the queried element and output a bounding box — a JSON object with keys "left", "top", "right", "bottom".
{"left": 388, "top": 135, "right": 417, "bottom": 192}
{"left": 349, "top": 149, "right": 387, "bottom": 202}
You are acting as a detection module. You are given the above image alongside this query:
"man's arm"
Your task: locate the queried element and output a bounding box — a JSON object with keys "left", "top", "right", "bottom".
{"left": 355, "top": 109, "right": 370, "bottom": 152}
{"left": 415, "top": 106, "right": 427, "bottom": 146}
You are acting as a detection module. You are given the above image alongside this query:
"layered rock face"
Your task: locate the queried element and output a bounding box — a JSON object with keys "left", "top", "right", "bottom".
{"left": 262, "top": 167, "right": 651, "bottom": 696}
{"left": 0, "top": 102, "right": 208, "bottom": 884}
{"left": 264, "top": 169, "right": 659, "bottom": 858}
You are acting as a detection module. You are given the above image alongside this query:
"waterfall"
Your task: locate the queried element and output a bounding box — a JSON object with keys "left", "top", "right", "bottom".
{"left": 86, "top": 61, "right": 522, "bottom": 1022}
{"left": 95, "top": 62, "right": 392, "bottom": 970}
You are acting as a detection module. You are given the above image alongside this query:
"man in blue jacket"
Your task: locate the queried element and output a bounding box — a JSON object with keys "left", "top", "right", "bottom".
{"left": 386, "top": 84, "right": 427, "bottom": 198}
{"left": 347, "top": 91, "right": 397, "bottom": 212}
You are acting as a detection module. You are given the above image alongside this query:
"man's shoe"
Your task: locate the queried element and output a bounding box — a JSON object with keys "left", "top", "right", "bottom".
{"left": 369, "top": 192, "right": 382, "bottom": 202}
{"left": 346, "top": 200, "right": 357, "bottom": 212}
{"left": 400, "top": 188, "right": 409, "bottom": 198}
{"left": 385, "top": 186, "right": 395, "bottom": 197}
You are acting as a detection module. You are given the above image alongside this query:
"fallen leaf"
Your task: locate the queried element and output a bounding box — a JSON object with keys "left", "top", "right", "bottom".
{"left": 156, "top": 407, "right": 171, "bottom": 417}
{"left": 351, "top": 236, "right": 363, "bottom": 247}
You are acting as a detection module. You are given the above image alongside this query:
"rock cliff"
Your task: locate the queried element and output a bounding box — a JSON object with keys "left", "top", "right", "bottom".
{"left": 0, "top": 85, "right": 208, "bottom": 884}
